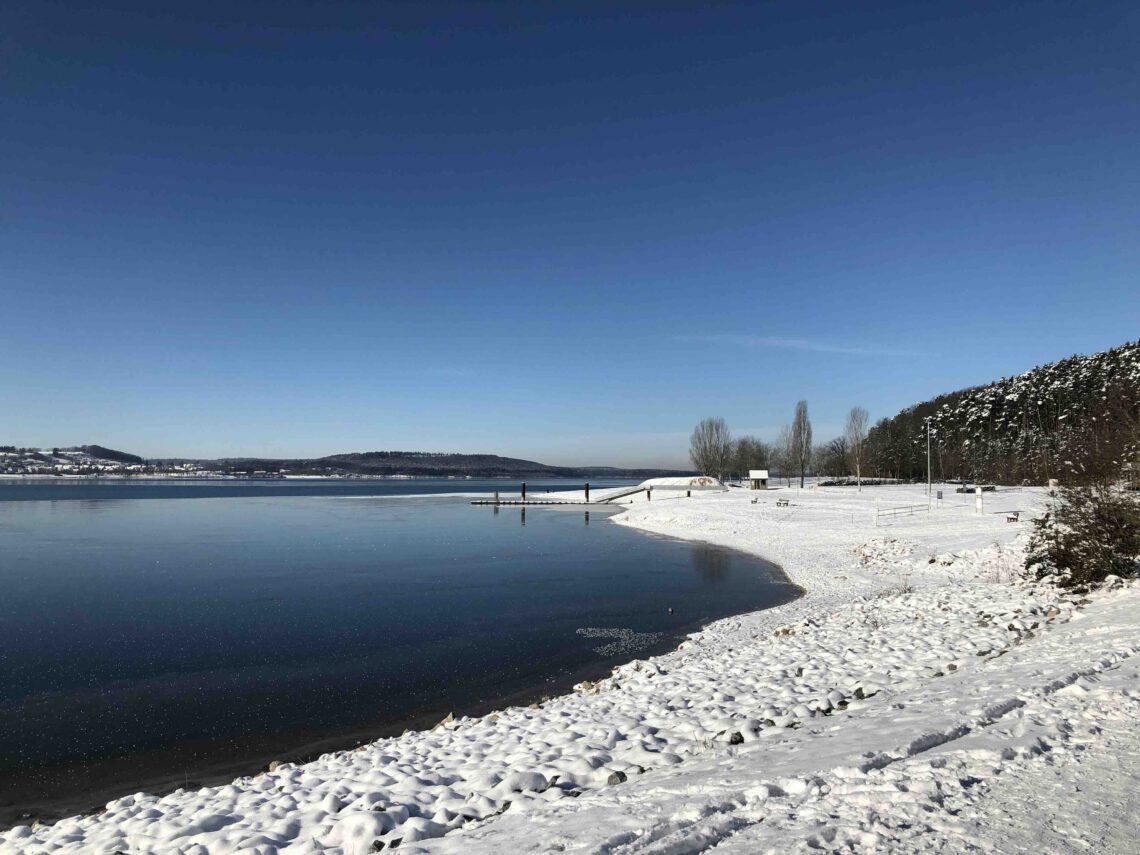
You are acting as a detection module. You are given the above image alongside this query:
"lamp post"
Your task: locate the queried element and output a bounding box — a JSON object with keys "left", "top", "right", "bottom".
{"left": 926, "top": 418, "right": 932, "bottom": 497}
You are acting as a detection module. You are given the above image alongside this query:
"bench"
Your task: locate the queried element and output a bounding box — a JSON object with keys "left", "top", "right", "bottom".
{"left": 776, "top": 499, "right": 790, "bottom": 508}
{"left": 1006, "top": 512, "right": 1020, "bottom": 523}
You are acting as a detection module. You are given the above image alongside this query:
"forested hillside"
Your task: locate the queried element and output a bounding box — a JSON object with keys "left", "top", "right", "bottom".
{"left": 866, "top": 341, "right": 1140, "bottom": 484}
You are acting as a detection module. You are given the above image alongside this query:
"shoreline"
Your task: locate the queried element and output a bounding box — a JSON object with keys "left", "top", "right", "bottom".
{"left": 0, "top": 508, "right": 798, "bottom": 830}
{"left": 0, "top": 485, "right": 922, "bottom": 836}
{"left": 7, "top": 484, "right": 1136, "bottom": 854}
{"left": 0, "top": 480, "right": 637, "bottom": 503}
{"left": 442, "top": 485, "right": 1139, "bottom": 853}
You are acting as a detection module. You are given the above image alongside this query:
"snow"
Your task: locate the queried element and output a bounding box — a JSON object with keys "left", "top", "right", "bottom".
{"left": 3, "top": 484, "right": 1137, "bottom": 853}
{"left": 636, "top": 476, "right": 727, "bottom": 491}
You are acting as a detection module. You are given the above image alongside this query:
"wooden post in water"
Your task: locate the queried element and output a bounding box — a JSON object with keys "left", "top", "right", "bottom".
{"left": 585, "top": 482, "right": 590, "bottom": 503}
{"left": 521, "top": 481, "right": 526, "bottom": 502}
{"left": 494, "top": 490, "right": 499, "bottom": 505}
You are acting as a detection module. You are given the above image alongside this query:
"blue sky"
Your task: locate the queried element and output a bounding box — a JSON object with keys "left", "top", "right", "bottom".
{"left": 4, "top": 1, "right": 1138, "bottom": 468}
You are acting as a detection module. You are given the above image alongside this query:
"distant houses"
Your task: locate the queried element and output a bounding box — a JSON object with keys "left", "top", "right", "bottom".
{"left": 0, "top": 447, "right": 195, "bottom": 477}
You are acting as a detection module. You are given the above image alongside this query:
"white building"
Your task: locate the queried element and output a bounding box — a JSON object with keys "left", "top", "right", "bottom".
{"left": 749, "top": 469, "right": 769, "bottom": 490}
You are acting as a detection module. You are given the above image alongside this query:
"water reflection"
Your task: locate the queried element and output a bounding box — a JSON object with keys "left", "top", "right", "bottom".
{"left": 691, "top": 543, "right": 731, "bottom": 582}
{"left": 77, "top": 499, "right": 114, "bottom": 516}
{"left": 0, "top": 491, "right": 794, "bottom": 823}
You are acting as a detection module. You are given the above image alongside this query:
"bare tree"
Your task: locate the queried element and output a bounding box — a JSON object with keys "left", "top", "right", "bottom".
{"left": 845, "top": 406, "right": 869, "bottom": 491}
{"left": 819, "top": 436, "right": 850, "bottom": 478}
{"left": 791, "top": 400, "right": 813, "bottom": 488}
{"left": 689, "top": 417, "right": 733, "bottom": 479}
{"left": 733, "top": 436, "right": 771, "bottom": 479}
{"left": 775, "top": 425, "right": 793, "bottom": 487}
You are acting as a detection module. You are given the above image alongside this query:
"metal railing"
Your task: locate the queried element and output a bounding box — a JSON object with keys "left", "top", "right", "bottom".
{"left": 874, "top": 500, "right": 931, "bottom": 525}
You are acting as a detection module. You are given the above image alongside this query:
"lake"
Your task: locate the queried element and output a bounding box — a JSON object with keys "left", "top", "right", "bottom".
{"left": 0, "top": 480, "right": 798, "bottom": 824}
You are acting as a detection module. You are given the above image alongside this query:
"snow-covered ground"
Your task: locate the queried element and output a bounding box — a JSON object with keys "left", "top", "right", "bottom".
{"left": 4, "top": 484, "right": 1137, "bottom": 853}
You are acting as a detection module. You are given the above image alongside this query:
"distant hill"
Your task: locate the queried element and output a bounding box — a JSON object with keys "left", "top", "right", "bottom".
{"left": 72, "top": 445, "right": 146, "bottom": 465}
{"left": 865, "top": 340, "right": 1140, "bottom": 484}
{"left": 162, "top": 450, "right": 691, "bottom": 480}
{"left": 0, "top": 444, "right": 149, "bottom": 475}
{"left": 4, "top": 443, "right": 688, "bottom": 479}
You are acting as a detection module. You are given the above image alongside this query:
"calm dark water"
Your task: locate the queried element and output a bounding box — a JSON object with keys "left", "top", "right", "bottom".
{"left": 0, "top": 477, "right": 623, "bottom": 502}
{"left": 0, "top": 481, "right": 796, "bottom": 823}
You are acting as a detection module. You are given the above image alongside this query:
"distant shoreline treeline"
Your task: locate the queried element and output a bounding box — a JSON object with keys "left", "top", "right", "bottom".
{"left": 164, "top": 451, "right": 691, "bottom": 480}
{"left": 1, "top": 446, "right": 691, "bottom": 480}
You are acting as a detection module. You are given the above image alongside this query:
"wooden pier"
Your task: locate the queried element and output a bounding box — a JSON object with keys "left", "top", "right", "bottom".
{"left": 470, "top": 499, "right": 594, "bottom": 506}
{"left": 469, "top": 481, "right": 652, "bottom": 506}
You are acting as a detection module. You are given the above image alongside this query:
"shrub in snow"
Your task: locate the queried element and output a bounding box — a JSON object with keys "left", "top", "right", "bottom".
{"left": 1026, "top": 487, "right": 1140, "bottom": 587}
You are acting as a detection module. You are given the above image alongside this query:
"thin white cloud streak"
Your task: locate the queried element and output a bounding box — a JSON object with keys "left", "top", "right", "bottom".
{"left": 677, "top": 334, "right": 918, "bottom": 358}
{"left": 415, "top": 366, "right": 475, "bottom": 378}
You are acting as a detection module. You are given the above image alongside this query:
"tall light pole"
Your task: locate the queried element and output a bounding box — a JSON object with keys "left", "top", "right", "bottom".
{"left": 926, "top": 418, "right": 932, "bottom": 496}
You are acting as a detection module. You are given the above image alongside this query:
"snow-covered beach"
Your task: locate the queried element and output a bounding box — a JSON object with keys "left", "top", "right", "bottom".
{"left": 4, "top": 483, "right": 1137, "bottom": 853}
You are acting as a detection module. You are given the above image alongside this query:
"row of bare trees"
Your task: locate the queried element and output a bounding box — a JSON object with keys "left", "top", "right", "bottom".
{"left": 688, "top": 417, "right": 773, "bottom": 480}
{"left": 810, "top": 406, "right": 870, "bottom": 488}
{"left": 689, "top": 402, "right": 870, "bottom": 488}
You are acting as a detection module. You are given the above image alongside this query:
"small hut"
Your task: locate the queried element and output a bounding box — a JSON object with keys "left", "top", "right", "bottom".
{"left": 748, "top": 469, "right": 769, "bottom": 490}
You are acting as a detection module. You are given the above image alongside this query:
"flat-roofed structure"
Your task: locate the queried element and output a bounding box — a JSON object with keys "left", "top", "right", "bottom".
{"left": 749, "top": 469, "right": 769, "bottom": 490}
